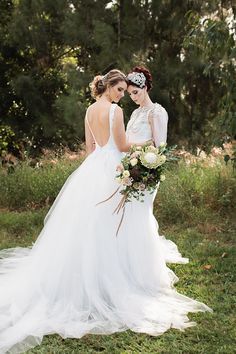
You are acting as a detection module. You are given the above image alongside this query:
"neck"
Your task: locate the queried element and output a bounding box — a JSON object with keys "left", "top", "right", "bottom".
{"left": 99, "top": 93, "right": 112, "bottom": 103}
{"left": 139, "top": 95, "right": 153, "bottom": 108}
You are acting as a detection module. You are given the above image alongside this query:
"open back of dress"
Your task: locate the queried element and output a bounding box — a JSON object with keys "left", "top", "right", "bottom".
{"left": 0, "top": 103, "right": 212, "bottom": 354}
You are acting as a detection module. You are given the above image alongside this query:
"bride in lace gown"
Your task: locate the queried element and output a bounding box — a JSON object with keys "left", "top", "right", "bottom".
{"left": 119, "top": 66, "right": 189, "bottom": 266}
{"left": 0, "top": 69, "right": 211, "bottom": 354}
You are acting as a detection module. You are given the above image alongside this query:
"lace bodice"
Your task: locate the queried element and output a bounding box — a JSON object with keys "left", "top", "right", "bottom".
{"left": 126, "top": 103, "right": 168, "bottom": 147}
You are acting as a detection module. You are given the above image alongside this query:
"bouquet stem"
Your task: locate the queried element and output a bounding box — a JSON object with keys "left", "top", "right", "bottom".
{"left": 96, "top": 188, "right": 128, "bottom": 237}
{"left": 113, "top": 192, "right": 128, "bottom": 237}
{"left": 95, "top": 186, "right": 120, "bottom": 206}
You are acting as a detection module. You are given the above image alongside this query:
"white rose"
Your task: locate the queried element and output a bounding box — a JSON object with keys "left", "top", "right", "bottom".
{"left": 159, "top": 142, "right": 166, "bottom": 147}
{"left": 136, "top": 146, "right": 142, "bottom": 151}
{"left": 130, "top": 158, "right": 138, "bottom": 166}
{"left": 123, "top": 170, "right": 130, "bottom": 178}
{"left": 160, "top": 174, "right": 166, "bottom": 181}
{"left": 116, "top": 177, "right": 122, "bottom": 184}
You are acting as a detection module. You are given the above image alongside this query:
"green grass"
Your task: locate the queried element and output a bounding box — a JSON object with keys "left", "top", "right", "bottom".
{"left": 0, "top": 156, "right": 235, "bottom": 353}
{"left": 0, "top": 209, "right": 45, "bottom": 249}
{"left": 0, "top": 209, "right": 235, "bottom": 354}
{"left": 0, "top": 158, "right": 81, "bottom": 209}
{"left": 1, "top": 158, "right": 235, "bottom": 217}
{"left": 155, "top": 161, "right": 235, "bottom": 225}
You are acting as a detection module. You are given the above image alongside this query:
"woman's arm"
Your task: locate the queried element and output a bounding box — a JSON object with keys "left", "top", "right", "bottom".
{"left": 112, "top": 106, "right": 132, "bottom": 152}
{"left": 149, "top": 105, "right": 168, "bottom": 147}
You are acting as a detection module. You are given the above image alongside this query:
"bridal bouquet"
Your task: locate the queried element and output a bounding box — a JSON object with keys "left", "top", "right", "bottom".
{"left": 97, "top": 143, "right": 176, "bottom": 236}
{"left": 115, "top": 143, "right": 176, "bottom": 203}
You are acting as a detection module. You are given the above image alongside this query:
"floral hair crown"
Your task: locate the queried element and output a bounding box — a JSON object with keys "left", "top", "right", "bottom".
{"left": 127, "top": 72, "right": 146, "bottom": 88}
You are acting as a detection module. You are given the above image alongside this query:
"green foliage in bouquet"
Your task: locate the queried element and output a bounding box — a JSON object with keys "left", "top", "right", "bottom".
{"left": 115, "top": 143, "right": 177, "bottom": 202}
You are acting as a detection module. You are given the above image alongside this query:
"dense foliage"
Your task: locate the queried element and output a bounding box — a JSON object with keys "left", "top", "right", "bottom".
{"left": 0, "top": 0, "right": 235, "bottom": 156}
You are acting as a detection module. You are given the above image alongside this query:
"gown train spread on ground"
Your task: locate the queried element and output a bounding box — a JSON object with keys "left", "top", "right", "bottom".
{"left": 0, "top": 104, "right": 212, "bottom": 354}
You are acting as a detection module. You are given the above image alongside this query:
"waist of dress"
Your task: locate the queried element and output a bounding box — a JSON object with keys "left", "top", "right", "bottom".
{"left": 127, "top": 134, "right": 153, "bottom": 143}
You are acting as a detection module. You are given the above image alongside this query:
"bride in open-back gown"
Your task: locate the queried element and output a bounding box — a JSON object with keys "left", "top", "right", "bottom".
{"left": 0, "top": 69, "right": 211, "bottom": 354}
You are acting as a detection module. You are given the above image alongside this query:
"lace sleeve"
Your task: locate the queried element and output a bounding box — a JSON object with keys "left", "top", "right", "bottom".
{"left": 149, "top": 104, "right": 168, "bottom": 147}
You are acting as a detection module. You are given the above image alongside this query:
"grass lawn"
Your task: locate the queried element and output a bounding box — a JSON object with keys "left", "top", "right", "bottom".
{"left": 0, "top": 208, "right": 235, "bottom": 354}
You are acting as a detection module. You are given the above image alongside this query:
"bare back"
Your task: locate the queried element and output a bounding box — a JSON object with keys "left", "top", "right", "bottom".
{"left": 85, "top": 101, "right": 132, "bottom": 154}
{"left": 86, "top": 102, "right": 112, "bottom": 147}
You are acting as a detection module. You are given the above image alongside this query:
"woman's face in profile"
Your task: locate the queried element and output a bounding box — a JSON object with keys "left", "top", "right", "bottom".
{"left": 127, "top": 85, "right": 146, "bottom": 105}
{"left": 108, "top": 81, "right": 127, "bottom": 103}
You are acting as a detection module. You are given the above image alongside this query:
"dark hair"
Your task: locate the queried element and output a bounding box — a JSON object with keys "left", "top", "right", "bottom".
{"left": 128, "top": 66, "right": 153, "bottom": 91}
{"left": 90, "top": 69, "right": 127, "bottom": 99}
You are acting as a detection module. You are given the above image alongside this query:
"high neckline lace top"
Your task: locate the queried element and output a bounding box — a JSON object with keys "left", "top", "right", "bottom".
{"left": 126, "top": 103, "right": 168, "bottom": 146}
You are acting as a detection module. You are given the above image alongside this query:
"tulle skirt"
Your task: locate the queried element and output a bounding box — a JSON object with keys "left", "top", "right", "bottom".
{"left": 0, "top": 146, "right": 212, "bottom": 354}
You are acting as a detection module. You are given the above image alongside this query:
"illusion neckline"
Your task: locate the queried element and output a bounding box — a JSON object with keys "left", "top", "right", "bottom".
{"left": 137, "top": 103, "right": 157, "bottom": 111}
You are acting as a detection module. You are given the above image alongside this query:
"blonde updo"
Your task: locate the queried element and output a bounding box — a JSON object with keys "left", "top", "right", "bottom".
{"left": 90, "top": 69, "right": 127, "bottom": 99}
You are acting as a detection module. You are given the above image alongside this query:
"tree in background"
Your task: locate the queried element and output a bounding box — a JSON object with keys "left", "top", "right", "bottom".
{"left": 0, "top": 0, "right": 235, "bottom": 157}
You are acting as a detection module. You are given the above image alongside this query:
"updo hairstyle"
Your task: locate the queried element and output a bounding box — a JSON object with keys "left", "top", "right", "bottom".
{"left": 90, "top": 69, "right": 127, "bottom": 99}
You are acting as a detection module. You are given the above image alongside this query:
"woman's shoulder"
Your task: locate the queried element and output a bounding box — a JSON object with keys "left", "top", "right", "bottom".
{"left": 113, "top": 104, "right": 122, "bottom": 116}
{"left": 150, "top": 103, "right": 168, "bottom": 118}
{"left": 152, "top": 102, "right": 166, "bottom": 112}
{"left": 85, "top": 102, "right": 96, "bottom": 115}
{"left": 87, "top": 101, "right": 117, "bottom": 114}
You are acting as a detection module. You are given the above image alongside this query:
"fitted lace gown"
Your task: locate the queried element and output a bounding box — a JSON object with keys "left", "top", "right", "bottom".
{"left": 0, "top": 104, "right": 211, "bottom": 354}
{"left": 119, "top": 103, "right": 189, "bottom": 265}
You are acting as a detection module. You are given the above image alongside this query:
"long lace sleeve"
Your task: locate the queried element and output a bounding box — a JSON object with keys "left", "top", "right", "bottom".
{"left": 149, "top": 104, "right": 168, "bottom": 147}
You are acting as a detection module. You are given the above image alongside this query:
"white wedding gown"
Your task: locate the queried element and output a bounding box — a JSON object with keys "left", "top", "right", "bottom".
{"left": 0, "top": 103, "right": 212, "bottom": 354}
